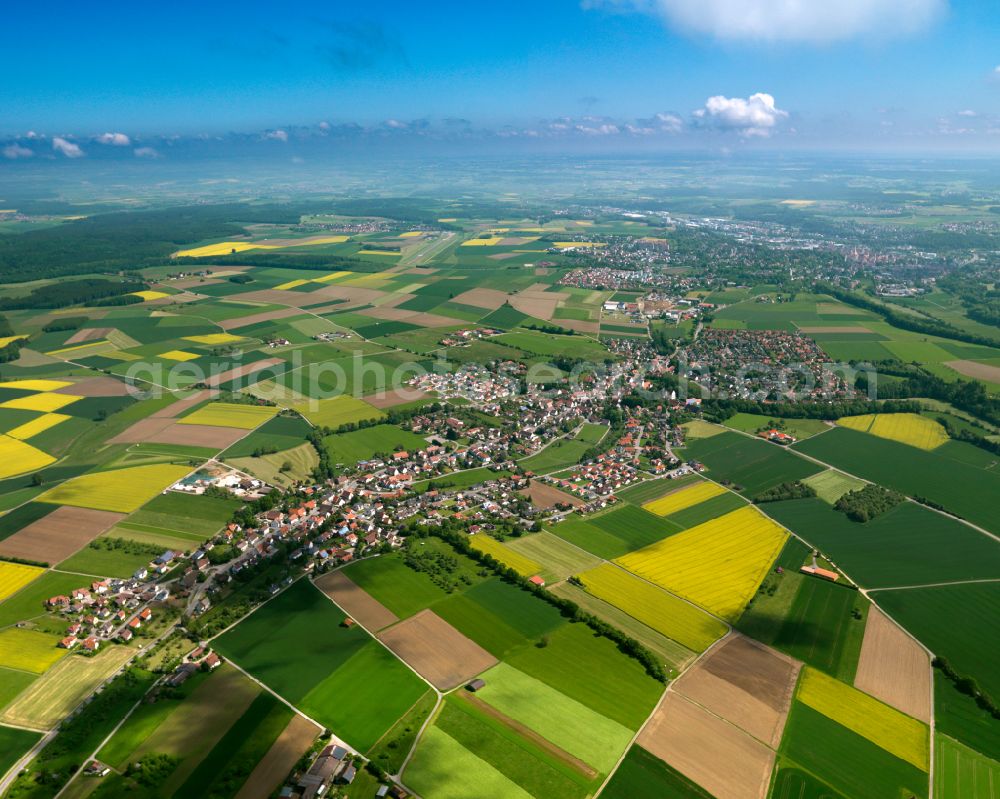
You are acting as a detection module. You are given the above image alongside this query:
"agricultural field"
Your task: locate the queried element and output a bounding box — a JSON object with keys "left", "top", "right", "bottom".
{"left": 0, "top": 724, "right": 41, "bottom": 783}
{"left": 683, "top": 430, "right": 823, "bottom": 495}
{"left": 0, "top": 627, "right": 67, "bottom": 673}
{"left": 215, "top": 579, "right": 427, "bottom": 750}
{"left": 723, "top": 413, "right": 830, "bottom": 440}
{"left": 642, "top": 479, "right": 726, "bottom": 516}
{"left": 469, "top": 534, "right": 543, "bottom": 577}
{"left": 838, "top": 412, "right": 949, "bottom": 450}
{"left": 37, "top": 463, "right": 193, "bottom": 513}
{"left": 601, "top": 746, "right": 715, "bottom": 799}
{"left": 0, "top": 561, "right": 44, "bottom": 601}
{"left": 801, "top": 469, "right": 865, "bottom": 503}
{"left": 502, "top": 531, "right": 602, "bottom": 583}
{"left": 576, "top": 563, "right": 727, "bottom": 651}
{"left": 178, "top": 401, "right": 278, "bottom": 429}
{"left": 615, "top": 505, "right": 788, "bottom": 620}
{"left": 935, "top": 733, "right": 1000, "bottom": 799}
{"left": 322, "top": 422, "right": 428, "bottom": 463}
{"left": 546, "top": 505, "right": 681, "bottom": 560}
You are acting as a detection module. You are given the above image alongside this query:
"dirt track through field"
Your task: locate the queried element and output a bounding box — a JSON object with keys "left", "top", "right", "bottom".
{"left": 0, "top": 506, "right": 125, "bottom": 564}
{"left": 854, "top": 607, "right": 931, "bottom": 723}
{"left": 673, "top": 634, "right": 800, "bottom": 748}
{"left": 233, "top": 714, "right": 321, "bottom": 799}
{"left": 314, "top": 570, "right": 399, "bottom": 631}
{"left": 378, "top": 609, "right": 497, "bottom": 690}
{"left": 638, "top": 691, "right": 774, "bottom": 799}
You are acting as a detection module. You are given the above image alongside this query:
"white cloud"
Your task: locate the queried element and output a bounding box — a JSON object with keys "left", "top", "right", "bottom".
{"left": 957, "top": 110, "right": 977, "bottom": 117}
{"left": 264, "top": 129, "right": 288, "bottom": 141}
{"left": 575, "top": 123, "right": 621, "bottom": 136}
{"left": 133, "top": 147, "right": 160, "bottom": 158}
{"left": 318, "top": 121, "right": 331, "bottom": 131}
{"left": 52, "top": 137, "right": 84, "bottom": 158}
{"left": 3, "top": 144, "right": 33, "bottom": 159}
{"left": 384, "top": 119, "right": 407, "bottom": 129}
{"left": 693, "top": 92, "right": 788, "bottom": 137}
{"left": 595, "top": 0, "right": 947, "bottom": 43}
{"left": 96, "top": 132, "right": 130, "bottom": 146}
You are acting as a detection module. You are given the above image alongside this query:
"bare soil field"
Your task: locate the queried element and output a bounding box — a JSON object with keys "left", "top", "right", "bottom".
{"left": 146, "top": 422, "right": 247, "bottom": 449}
{"left": 220, "top": 307, "right": 302, "bottom": 330}
{"left": 797, "top": 325, "right": 873, "bottom": 334}
{"left": 557, "top": 319, "right": 601, "bottom": 334}
{"left": 362, "top": 307, "right": 460, "bottom": 327}
{"left": 638, "top": 692, "right": 775, "bottom": 799}
{"left": 150, "top": 389, "right": 217, "bottom": 418}
{"left": 56, "top": 376, "right": 131, "bottom": 397}
{"left": 315, "top": 570, "right": 399, "bottom": 631}
{"left": 233, "top": 714, "right": 321, "bottom": 799}
{"left": 364, "top": 388, "right": 433, "bottom": 409}
{"left": 519, "top": 481, "right": 584, "bottom": 509}
{"left": 378, "top": 609, "right": 497, "bottom": 690}
{"left": 944, "top": 359, "right": 1000, "bottom": 383}
{"left": 65, "top": 327, "right": 113, "bottom": 344}
{"left": 673, "top": 634, "right": 800, "bottom": 747}
{"left": 0, "top": 506, "right": 125, "bottom": 564}
{"left": 510, "top": 296, "right": 559, "bottom": 320}
{"left": 108, "top": 416, "right": 176, "bottom": 444}
{"left": 205, "top": 357, "right": 284, "bottom": 388}
{"left": 486, "top": 252, "right": 520, "bottom": 260}
{"left": 451, "top": 287, "right": 510, "bottom": 310}
{"left": 309, "top": 285, "right": 388, "bottom": 306}
{"left": 854, "top": 608, "right": 931, "bottom": 723}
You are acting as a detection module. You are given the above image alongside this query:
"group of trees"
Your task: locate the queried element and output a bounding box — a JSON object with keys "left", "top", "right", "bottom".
{"left": 753, "top": 481, "right": 817, "bottom": 504}
{"left": 0, "top": 277, "right": 148, "bottom": 310}
{"left": 834, "top": 484, "right": 905, "bottom": 522}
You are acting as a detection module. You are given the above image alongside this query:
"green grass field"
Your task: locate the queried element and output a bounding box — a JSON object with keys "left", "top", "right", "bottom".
{"left": 0, "top": 570, "right": 90, "bottom": 627}
{"left": 519, "top": 438, "right": 593, "bottom": 474}
{"left": 768, "top": 764, "right": 846, "bottom": 799}
{"left": 683, "top": 430, "right": 823, "bottom": 495}
{"left": 473, "top": 662, "right": 634, "bottom": 774}
{"left": 0, "top": 724, "right": 42, "bottom": 783}
{"left": 723, "top": 413, "right": 830, "bottom": 440}
{"left": 502, "top": 531, "right": 603, "bottom": 583}
{"left": 801, "top": 469, "right": 866, "bottom": 503}
{"left": 601, "top": 746, "right": 714, "bottom": 799}
{"left": 323, "top": 423, "right": 428, "bottom": 463}
{"left": 614, "top": 474, "right": 700, "bottom": 505}
{"left": 935, "top": 671, "right": 1000, "bottom": 762}
{"left": 935, "top": 733, "right": 1000, "bottom": 799}
{"left": 780, "top": 702, "right": 929, "bottom": 799}
{"left": 504, "top": 623, "right": 663, "bottom": 729}
{"left": 795, "top": 428, "right": 1000, "bottom": 537}
{"left": 875, "top": 582, "right": 1000, "bottom": 702}
{"left": 765, "top": 498, "right": 1000, "bottom": 588}
{"left": 58, "top": 543, "right": 156, "bottom": 578}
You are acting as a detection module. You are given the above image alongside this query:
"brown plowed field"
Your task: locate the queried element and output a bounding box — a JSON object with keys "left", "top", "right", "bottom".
{"left": 945, "top": 359, "right": 1000, "bottom": 383}
{"left": 221, "top": 308, "right": 301, "bottom": 330}
{"left": 363, "top": 388, "right": 433, "bottom": 409}
{"left": 519, "top": 482, "right": 584, "bottom": 509}
{"left": 150, "top": 389, "right": 217, "bottom": 418}
{"left": 362, "top": 307, "right": 460, "bottom": 327}
{"left": 673, "top": 634, "right": 800, "bottom": 747}
{"left": 451, "top": 288, "right": 510, "bottom": 310}
{"left": 509, "top": 296, "right": 558, "bottom": 320}
{"left": 233, "top": 714, "right": 321, "bottom": 799}
{"left": 65, "top": 327, "right": 112, "bottom": 344}
{"left": 55, "top": 376, "right": 131, "bottom": 397}
{"left": 146, "top": 423, "right": 247, "bottom": 449}
{"left": 315, "top": 570, "right": 399, "bottom": 631}
{"left": 204, "top": 358, "right": 284, "bottom": 387}
{"left": 638, "top": 691, "right": 774, "bottom": 799}
{"left": 0, "top": 506, "right": 125, "bottom": 564}
{"left": 854, "top": 607, "right": 931, "bottom": 723}
{"left": 378, "top": 609, "right": 497, "bottom": 690}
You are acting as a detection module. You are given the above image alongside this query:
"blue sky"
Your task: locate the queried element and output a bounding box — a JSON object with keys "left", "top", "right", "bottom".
{"left": 2, "top": 0, "right": 999, "bottom": 154}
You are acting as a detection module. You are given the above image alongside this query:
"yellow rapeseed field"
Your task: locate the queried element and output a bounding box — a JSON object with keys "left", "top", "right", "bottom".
{"left": 615, "top": 506, "right": 787, "bottom": 621}
{"left": 797, "top": 667, "right": 929, "bottom": 770}
{"left": 38, "top": 463, "right": 192, "bottom": 513}
{"left": 838, "top": 412, "right": 947, "bottom": 451}
{"left": 643, "top": 480, "right": 726, "bottom": 517}
{"left": 0, "top": 436, "right": 55, "bottom": 477}
{"left": 359, "top": 250, "right": 402, "bottom": 256}
{"left": 173, "top": 241, "right": 271, "bottom": 258}
{"left": 437, "top": 217, "right": 458, "bottom": 222}
{"left": 460, "top": 237, "right": 504, "bottom": 247}
{"left": 177, "top": 401, "right": 278, "bottom": 430}
{"left": 1, "top": 392, "right": 81, "bottom": 412}
{"left": 578, "top": 564, "right": 727, "bottom": 651}
{"left": 131, "top": 291, "right": 170, "bottom": 301}
{"left": 0, "top": 335, "right": 26, "bottom": 348}
{"left": 470, "top": 534, "right": 543, "bottom": 577}
{"left": 0, "top": 628, "right": 67, "bottom": 674}
{"left": 274, "top": 279, "right": 311, "bottom": 290}
{"left": 159, "top": 350, "right": 200, "bottom": 362}
{"left": 554, "top": 242, "right": 606, "bottom": 248}
{"left": 46, "top": 340, "right": 114, "bottom": 358}
{"left": 183, "top": 333, "right": 244, "bottom": 345}
{"left": 6, "top": 413, "right": 70, "bottom": 441}
{"left": 0, "top": 379, "right": 72, "bottom": 391}
{"left": 312, "top": 271, "right": 353, "bottom": 283}
{"left": 399, "top": 231, "right": 424, "bottom": 238}
{"left": 0, "top": 561, "right": 45, "bottom": 601}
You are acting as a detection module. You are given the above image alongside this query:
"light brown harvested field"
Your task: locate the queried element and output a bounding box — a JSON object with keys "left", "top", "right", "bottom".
{"left": 0, "top": 506, "right": 125, "bottom": 564}
{"left": 108, "top": 416, "right": 176, "bottom": 444}
{"left": 797, "top": 325, "right": 873, "bottom": 334}
{"left": 309, "top": 285, "right": 388, "bottom": 306}
{"left": 55, "top": 376, "right": 131, "bottom": 397}
{"left": 520, "top": 286, "right": 570, "bottom": 301}
{"left": 854, "top": 607, "right": 931, "bottom": 723}
{"left": 673, "top": 634, "right": 800, "bottom": 747}
{"left": 487, "top": 252, "right": 520, "bottom": 260}
{"left": 315, "top": 570, "right": 399, "bottom": 631}
{"left": 167, "top": 277, "right": 223, "bottom": 290}
{"left": 945, "top": 359, "right": 1000, "bottom": 383}
{"left": 638, "top": 692, "right": 774, "bottom": 799}
{"left": 451, "top": 287, "right": 510, "bottom": 310}
{"left": 151, "top": 389, "right": 217, "bottom": 418}
{"left": 145, "top": 423, "right": 247, "bottom": 449}
{"left": 220, "top": 307, "right": 302, "bottom": 330}
{"left": 510, "top": 296, "right": 558, "bottom": 320}
{"left": 205, "top": 357, "right": 284, "bottom": 387}
{"left": 817, "top": 303, "right": 869, "bottom": 315}
{"left": 372, "top": 292, "right": 417, "bottom": 308}
{"left": 363, "top": 387, "right": 433, "bottom": 409}
{"left": 556, "top": 319, "right": 601, "bottom": 334}
{"left": 65, "top": 327, "right": 112, "bottom": 344}
{"left": 216, "top": 288, "right": 306, "bottom": 306}
{"left": 233, "top": 714, "right": 321, "bottom": 799}
{"left": 519, "top": 481, "right": 584, "bottom": 509}
{"left": 378, "top": 609, "right": 497, "bottom": 690}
